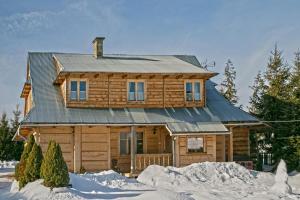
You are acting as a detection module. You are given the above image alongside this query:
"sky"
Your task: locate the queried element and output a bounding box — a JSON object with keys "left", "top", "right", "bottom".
{"left": 0, "top": 0, "right": 300, "bottom": 117}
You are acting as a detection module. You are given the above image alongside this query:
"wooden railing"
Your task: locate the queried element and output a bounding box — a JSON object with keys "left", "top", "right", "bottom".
{"left": 135, "top": 153, "right": 172, "bottom": 171}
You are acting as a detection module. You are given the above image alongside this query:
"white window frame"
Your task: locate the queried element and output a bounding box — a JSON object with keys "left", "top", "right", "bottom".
{"left": 119, "top": 132, "right": 144, "bottom": 155}
{"left": 69, "top": 79, "right": 88, "bottom": 101}
{"left": 127, "top": 80, "right": 146, "bottom": 102}
{"left": 184, "top": 80, "right": 203, "bottom": 102}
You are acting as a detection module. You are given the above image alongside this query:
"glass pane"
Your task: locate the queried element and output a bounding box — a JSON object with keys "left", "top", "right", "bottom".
{"left": 187, "top": 137, "right": 204, "bottom": 152}
{"left": 128, "top": 82, "right": 136, "bottom": 101}
{"left": 136, "top": 132, "right": 143, "bottom": 154}
{"left": 79, "top": 91, "right": 86, "bottom": 100}
{"left": 194, "top": 82, "right": 201, "bottom": 101}
{"left": 70, "top": 91, "right": 77, "bottom": 100}
{"left": 137, "top": 82, "right": 144, "bottom": 101}
{"left": 70, "top": 81, "right": 77, "bottom": 100}
{"left": 186, "top": 82, "right": 193, "bottom": 101}
{"left": 129, "top": 82, "right": 135, "bottom": 92}
{"left": 80, "top": 81, "right": 86, "bottom": 91}
{"left": 120, "top": 140, "right": 127, "bottom": 155}
{"left": 71, "top": 81, "right": 77, "bottom": 91}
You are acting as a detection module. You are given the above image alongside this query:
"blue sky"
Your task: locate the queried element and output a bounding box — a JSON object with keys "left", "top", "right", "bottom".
{"left": 0, "top": 0, "right": 300, "bottom": 116}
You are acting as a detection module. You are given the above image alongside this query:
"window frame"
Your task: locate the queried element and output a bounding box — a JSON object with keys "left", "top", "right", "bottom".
{"left": 184, "top": 80, "right": 203, "bottom": 102}
{"left": 119, "top": 132, "right": 144, "bottom": 155}
{"left": 127, "top": 80, "right": 146, "bottom": 102}
{"left": 186, "top": 136, "right": 206, "bottom": 153}
{"left": 69, "top": 78, "right": 88, "bottom": 101}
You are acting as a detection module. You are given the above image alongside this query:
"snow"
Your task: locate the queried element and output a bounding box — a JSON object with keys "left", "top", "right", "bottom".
{"left": 270, "top": 160, "right": 292, "bottom": 195}
{"left": 0, "top": 161, "right": 299, "bottom": 200}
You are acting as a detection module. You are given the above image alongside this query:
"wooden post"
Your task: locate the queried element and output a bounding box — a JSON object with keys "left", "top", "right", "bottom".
{"left": 74, "top": 126, "right": 82, "bottom": 173}
{"left": 229, "top": 127, "right": 234, "bottom": 161}
{"left": 130, "top": 126, "right": 136, "bottom": 174}
{"left": 107, "top": 127, "right": 111, "bottom": 169}
{"left": 172, "top": 136, "right": 176, "bottom": 166}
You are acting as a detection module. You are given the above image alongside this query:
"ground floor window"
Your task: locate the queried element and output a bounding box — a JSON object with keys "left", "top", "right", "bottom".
{"left": 187, "top": 136, "right": 205, "bottom": 153}
{"left": 120, "top": 132, "right": 143, "bottom": 155}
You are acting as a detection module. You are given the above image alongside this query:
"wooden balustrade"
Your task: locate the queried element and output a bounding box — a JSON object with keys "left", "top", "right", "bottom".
{"left": 135, "top": 153, "right": 172, "bottom": 171}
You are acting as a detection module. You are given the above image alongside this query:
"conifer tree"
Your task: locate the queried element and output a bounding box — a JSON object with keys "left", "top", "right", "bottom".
{"left": 0, "top": 113, "right": 14, "bottom": 160}
{"left": 248, "top": 71, "right": 266, "bottom": 116}
{"left": 24, "top": 143, "right": 43, "bottom": 184}
{"left": 16, "top": 135, "right": 35, "bottom": 183}
{"left": 40, "top": 140, "right": 69, "bottom": 188}
{"left": 10, "top": 105, "right": 23, "bottom": 161}
{"left": 220, "top": 59, "right": 239, "bottom": 105}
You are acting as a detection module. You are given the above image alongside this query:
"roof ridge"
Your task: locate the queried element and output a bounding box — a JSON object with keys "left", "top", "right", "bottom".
{"left": 29, "top": 52, "right": 197, "bottom": 57}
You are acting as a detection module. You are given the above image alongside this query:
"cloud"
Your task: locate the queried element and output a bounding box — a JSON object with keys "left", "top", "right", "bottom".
{"left": 0, "top": 0, "right": 124, "bottom": 37}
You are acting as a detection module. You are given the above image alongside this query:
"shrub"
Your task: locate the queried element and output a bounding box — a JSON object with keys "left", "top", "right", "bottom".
{"left": 40, "top": 140, "right": 69, "bottom": 188}
{"left": 15, "top": 135, "right": 35, "bottom": 182}
{"left": 24, "top": 143, "right": 43, "bottom": 183}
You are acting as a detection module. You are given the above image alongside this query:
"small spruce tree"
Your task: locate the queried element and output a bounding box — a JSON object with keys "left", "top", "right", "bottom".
{"left": 220, "top": 59, "right": 239, "bottom": 105}
{"left": 40, "top": 140, "right": 69, "bottom": 188}
{"left": 15, "top": 135, "right": 35, "bottom": 182}
{"left": 24, "top": 143, "right": 43, "bottom": 183}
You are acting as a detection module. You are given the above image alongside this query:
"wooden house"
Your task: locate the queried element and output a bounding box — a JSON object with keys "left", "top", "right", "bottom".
{"left": 15, "top": 37, "right": 261, "bottom": 174}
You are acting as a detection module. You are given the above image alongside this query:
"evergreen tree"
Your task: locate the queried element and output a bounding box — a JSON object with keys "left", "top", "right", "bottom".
{"left": 16, "top": 135, "right": 35, "bottom": 184}
{"left": 40, "top": 140, "right": 69, "bottom": 188}
{"left": 248, "top": 71, "right": 266, "bottom": 116}
{"left": 24, "top": 143, "right": 43, "bottom": 184}
{"left": 249, "top": 45, "right": 300, "bottom": 171}
{"left": 10, "top": 105, "right": 23, "bottom": 160}
{"left": 220, "top": 59, "right": 239, "bottom": 105}
{"left": 0, "top": 113, "right": 14, "bottom": 160}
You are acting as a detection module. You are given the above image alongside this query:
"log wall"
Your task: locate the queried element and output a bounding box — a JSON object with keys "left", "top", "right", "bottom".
{"left": 62, "top": 73, "right": 207, "bottom": 108}
{"left": 177, "top": 135, "right": 216, "bottom": 167}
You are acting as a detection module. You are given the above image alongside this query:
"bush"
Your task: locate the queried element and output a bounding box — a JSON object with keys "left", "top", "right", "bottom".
{"left": 15, "top": 135, "right": 35, "bottom": 182}
{"left": 24, "top": 143, "right": 43, "bottom": 183}
{"left": 40, "top": 140, "right": 69, "bottom": 188}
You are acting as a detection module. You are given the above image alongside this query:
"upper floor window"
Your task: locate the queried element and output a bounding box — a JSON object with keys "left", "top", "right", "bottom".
{"left": 185, "top": 81, "right": 202, "bottom": 102}
{"left": 128, "top": 81, "right": 145, "bottom": 101}
{"left": 69, "top": 80, "right": 87, "bottom": 101}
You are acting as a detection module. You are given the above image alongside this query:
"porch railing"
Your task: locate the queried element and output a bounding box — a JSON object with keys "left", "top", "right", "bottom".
{"left": 135, "top": 153, "right": 172, "bottom": 171}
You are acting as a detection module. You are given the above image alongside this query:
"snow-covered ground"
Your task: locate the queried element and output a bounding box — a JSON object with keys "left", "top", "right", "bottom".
{"left": 0, "top": 161, "right": 299, "bottom": 200}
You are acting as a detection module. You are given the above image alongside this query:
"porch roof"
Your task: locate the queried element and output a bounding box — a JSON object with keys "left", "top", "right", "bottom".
{"left": 19, "top": 53, "right": 259, "bottom": 135}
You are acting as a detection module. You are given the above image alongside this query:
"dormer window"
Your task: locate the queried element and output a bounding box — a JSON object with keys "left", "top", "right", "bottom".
{"left": 185, "top": 80, "right": 202, "bottom": 102}
{"left": 69, "top": 79, "right": 87, "bottom": 101}
{"left": 128, "top": 80, "right": 145, "bottom": 101}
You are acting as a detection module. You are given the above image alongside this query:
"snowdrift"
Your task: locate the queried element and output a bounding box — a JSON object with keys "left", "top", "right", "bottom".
{"left": 138, "top": 162, "right": 257, "bottom": 187}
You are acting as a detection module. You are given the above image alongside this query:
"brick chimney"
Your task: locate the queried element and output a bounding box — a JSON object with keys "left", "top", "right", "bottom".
{"left": 92, "top": 37, "right": 105, "bottom": 58}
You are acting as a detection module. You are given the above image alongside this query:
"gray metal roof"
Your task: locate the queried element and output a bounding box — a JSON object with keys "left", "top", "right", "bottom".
{"left": 53, "top": 53, "right": 215, "bottom": 74}
{"left": 21, "top": 53, "right": 258, "bottom": 134}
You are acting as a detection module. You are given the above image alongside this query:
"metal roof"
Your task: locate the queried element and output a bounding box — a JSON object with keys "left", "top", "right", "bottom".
{"left": 21, "top": 53, "right": 259, "bottom": 134}
{"left": 53, "top": 53, "right": 216, "bottom": 74}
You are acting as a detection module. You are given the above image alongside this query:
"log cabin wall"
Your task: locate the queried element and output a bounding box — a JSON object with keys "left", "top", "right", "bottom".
{"left": 36, "top": 125, "right": 172, "bottom": 173}
{"left": 176, "top": 135, "right": 216, "bottom": 167}
{"left": 37, "top": 126, "right": 74, "bottom": 171}
{"left": 62, "top": 73, "right": 207, "bottom": 108}
{"left": 231, "top": 127, "right": 250, "bottom": 160}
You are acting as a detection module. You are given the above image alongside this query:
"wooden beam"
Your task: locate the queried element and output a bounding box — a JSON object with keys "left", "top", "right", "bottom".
{"left": 149, "top": 75, "right": 155, "bottom": 79}
{"left": 74, "top": 126, "right": 82, "bottom": 173}
{"left": 107, "top": 128, "right": 111, "bottom": 169}
{"left": 80, "top": 73, "right": 85, "bottom": 78}
{"left": 189, "top": 75, "right": 196, "bottom": 79}
{"left": 122, "top": 74, "right": 128, "bottom": 79}
{"left": 130, "top": 126, "right": 136, "bottom": 174}
{"left": 175, "top": 74, "right": 183, "bottom": 79}
{"left": 229, "top": 127, "right": 233, "bottom": 161}
{"left": 94, "top": 74, "right": 99, "bottom": 78}
{"left": 136, "top": 74, "right": 142, "bottom": 79}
